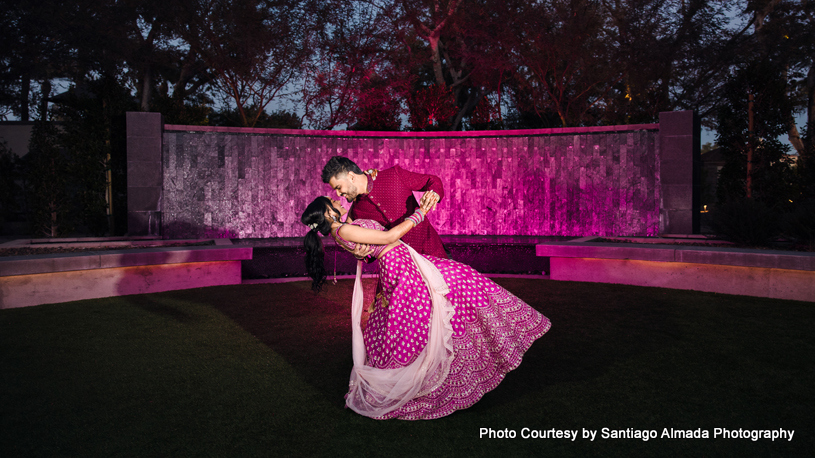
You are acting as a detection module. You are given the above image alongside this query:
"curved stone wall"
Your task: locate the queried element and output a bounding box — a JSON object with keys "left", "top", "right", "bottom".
{"left": 127, "top": 112, "right": 699, "bottom": 239}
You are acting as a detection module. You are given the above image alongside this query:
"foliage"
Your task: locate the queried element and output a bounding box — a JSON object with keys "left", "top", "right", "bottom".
{"left": 2, "top": 0, "right": 814, "bottom": 234}
{"left": 711, "top": 198, "right": 780, "bottom": 247}
{"left": 209, "top": 107, "right": 302, "bottom": 129}
{"left": 781, "top": 199, "right": 815, "bottom": 251}
{"left": 150, "top": 95, "right": 211, "bottom": 126}
{"left": 0, "top": 141, "right": 21, "bottom": 223}
{"left": 407, "top": 84, "right": 457, "bottom": 131}
{"left": 715, "top": 59, "right": 796, "bottom": 207}
{"left": 55, "top": 78, "right": 138, "bottom": 236}
{"left": 507, "top": 0, "right": 616, "bottom": 128}
{"left": 502, "top": 108, "right": 561, "bottom": 130}
{"left": 785, "top": 135, "right": 815, "bottom": 250}
{"left": 24, "top": 117, "right": 70, "bottom": 237}
{"left": 466, "top": 95, "right": 502, "bottom": 130}
{"left": 0, "top": 0, "right": 74, "bottom": 121}
{"left": 794, "top": 122, "right": 815, "bottom": 197}
{"left": 349, "top": 75, "right": 403, "bottom": 131}
{"left": 18, "top": 77, "right": 138, "bottom": 238}
{"left": 709, "top": 2, "right": 814, "bottom": 244}
{"left": 300, "top": 1, "right": 389, "bottom": 130}
{"left": 183, "top": 0, "right": 310, "bottom": 127}
{"left": 1, "top": 0, "right": 812, "bottom": 137}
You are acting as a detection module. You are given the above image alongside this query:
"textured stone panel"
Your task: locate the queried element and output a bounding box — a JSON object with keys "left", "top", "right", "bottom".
{"left": 159, "top": 128, "right": 664, "bottom": 239}
{"left": 127, "top": 137, "right": 163, "bottom": 163}
{"left": 659, "top": 110, "right": 700, "bottom": 234}
{"left": 126, "top": 112, "right": 163, "bottom": 139}
{"left": 127, "top": 186, "right": 162, "bottom": 212}
{"left": 659, "top": 110, "right": 697, "bottom": 137}
{"left": 128, "top": 211, "right": 161, "bottom": 236}
{"left": 662, "top": 210, "right": 693, "bottom": 234}
{"left": 127, "top": 161, "right": 163, "bottom": 188}
{"left": 662, "top": 184, "right": 694, "bottom": 210}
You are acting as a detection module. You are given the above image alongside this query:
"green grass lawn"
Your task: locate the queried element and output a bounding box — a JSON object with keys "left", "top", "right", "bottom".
{"left": 1, "top": 279, "right": 812, "bottom": 457}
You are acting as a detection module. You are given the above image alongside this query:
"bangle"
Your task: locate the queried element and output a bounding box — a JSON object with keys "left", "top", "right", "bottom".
{"left": 406, "top": 209, "right": 425, "bottom": 227}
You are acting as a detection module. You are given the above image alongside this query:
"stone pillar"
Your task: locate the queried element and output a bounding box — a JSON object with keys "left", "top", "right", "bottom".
{"left": 126, "top": 112, "right": 163, "bottom": 236}
{"left": 659, "top": 110, "right": 700, "bottom": 235}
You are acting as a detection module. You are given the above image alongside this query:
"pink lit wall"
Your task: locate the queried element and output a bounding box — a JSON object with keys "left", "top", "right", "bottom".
{"left": 152, "top": 124, "right": 661, "bottom": 239}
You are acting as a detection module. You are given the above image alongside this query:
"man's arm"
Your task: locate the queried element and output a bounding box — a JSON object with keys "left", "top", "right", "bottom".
{"left": 395, "top": 166, "right": 444, "bottom": 201}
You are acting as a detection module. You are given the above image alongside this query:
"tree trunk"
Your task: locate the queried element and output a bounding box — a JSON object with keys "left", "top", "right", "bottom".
{"left": 172, "top": 51, "right": 198, "bottom": 101}
{"left": 428, "top": 35, "right": 446, "bottom": 87}
{"left": 50, "top": 208, "right": 57, "bottom": 238}
{"left": 141, "top": 66, "right": 153, "bottom": 112}
{"left": 747, "top": 92, "right": 754, "bottom": 198}
{"left": 39, "top": 80, "right": 51, "bottom": 120}
{"left": 21, "top": 74, "right": 30, "bottom": 121}
{"left": 788, "top": 122, "right": 805, "bottom": 155}
{"left": 451, "top": 89, "right": 481, "bottom": 131}
{"left": 807, "top": 61, "right": 815, "bottom": 156}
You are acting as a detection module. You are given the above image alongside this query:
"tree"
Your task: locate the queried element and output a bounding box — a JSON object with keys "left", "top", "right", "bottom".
{"left": 0, "top": 0, "right": 74, "bottom": 121}
{"left": 716, "top": 60, "right": 795, "bottom": 206}
{"left": 505, "top": 0, "right": 619, "bottom": 127}
{"left": 408, "top": 83, "right": 457, "bottom": 130}
{"left": 498, "top": 0, "right": 746, "bottom": 128}
{"left": 713, "top": 0, "right": 814, "bottom": 205}
{"left": 55, "top": 77, "right": 138, "bottom": 235}
{"left": 25, "top": 115, "right": 69, "bottom": 237}
{"left": 184, "top": 0, "right": 310, "bottom": 127}
{"left": 747, "top": 0, "right": 815, "bottom": 159}
{"left": 299, "top": 1, "right": 374, "bottom": 129}
{"left": 337, "top": 0, "right": 521, "bottom": 131}
{"left": 0, "top": 141, "right": 21, "bottom": 224}
{"left": 396, "top": 0, "right": 521, "bottom": 130}
{"left": 598, "top": 0, "right": 738, "bottom": 125}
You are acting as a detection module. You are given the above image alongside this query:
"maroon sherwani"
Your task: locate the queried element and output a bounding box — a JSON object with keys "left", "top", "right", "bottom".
{"left": 349, "top": 165, "right": 447, "bottom": 259}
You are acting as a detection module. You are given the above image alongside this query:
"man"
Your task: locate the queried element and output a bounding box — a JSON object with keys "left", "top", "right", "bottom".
{"left": 322, "top": 156, "right": 447, "bottom": 259}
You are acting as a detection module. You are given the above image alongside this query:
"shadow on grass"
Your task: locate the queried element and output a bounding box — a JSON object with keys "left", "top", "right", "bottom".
{"left": 130, "top": 299, "right": 197, "bottom": 324}
{"left": 175, "top": 277, "right": 681, "bottom": 411}
{"left": 188, "top": 280, "right": 364, "bottom": 404}
{"left": 3, "top": 277, "right": 813, "bottom": 456}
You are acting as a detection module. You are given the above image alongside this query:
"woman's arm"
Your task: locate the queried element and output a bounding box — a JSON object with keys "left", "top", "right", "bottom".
{"left": 338, "top": 203, "right": 431, "bottom": 246}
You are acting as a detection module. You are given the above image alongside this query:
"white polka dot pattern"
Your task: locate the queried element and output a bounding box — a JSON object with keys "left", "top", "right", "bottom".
{"left": 355, "top": 239, "right": 551, "bottom": 420}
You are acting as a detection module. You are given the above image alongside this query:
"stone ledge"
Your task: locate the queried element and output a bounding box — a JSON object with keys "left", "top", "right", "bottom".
{"left": 1, "top": 261, "right": 244, "bottom": 309}
{"left": 1, "top": 236, "right": 161, "bottom": 246}
{"left": 1, "top": 245, "right": 253, "bottom": 277}
{"left": 536, "top": 243, "right": 815, "bottom": 272}
{"left": 547, "top": 257, "right": 815, "bottom": 303}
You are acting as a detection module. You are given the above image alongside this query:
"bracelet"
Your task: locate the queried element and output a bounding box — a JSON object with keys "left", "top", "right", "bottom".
{"left": 406, "top": 209, "right": 425, "bottom": 227}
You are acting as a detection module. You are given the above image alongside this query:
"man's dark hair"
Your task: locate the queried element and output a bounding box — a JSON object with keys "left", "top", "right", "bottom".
{"left": 322, "top": 156, "right": 363, "bottom": 183}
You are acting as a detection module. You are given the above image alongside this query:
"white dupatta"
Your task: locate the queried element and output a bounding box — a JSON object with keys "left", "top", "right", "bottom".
{"left": 345, "top": 243, "right": 456, "bottom": 418}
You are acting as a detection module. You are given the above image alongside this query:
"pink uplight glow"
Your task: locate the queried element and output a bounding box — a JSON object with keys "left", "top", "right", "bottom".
{"left": 160, "top": 124, "right": 661, "bottom": 239}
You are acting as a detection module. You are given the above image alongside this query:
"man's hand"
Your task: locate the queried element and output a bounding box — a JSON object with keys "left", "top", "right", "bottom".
{"left": 353, "top": 243, "right": 375, "bottom": 260}
{"left": 420, "top": 190, "right": 440, "bottom": 210}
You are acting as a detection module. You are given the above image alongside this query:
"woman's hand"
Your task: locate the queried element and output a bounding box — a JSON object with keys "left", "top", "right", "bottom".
{"left": 419, "top": 193, "right": 436, "bottom": 214}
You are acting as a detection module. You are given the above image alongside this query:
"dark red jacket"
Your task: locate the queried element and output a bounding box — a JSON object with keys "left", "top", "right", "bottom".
{"left": 349, "top": 166, "right": 447, "bottom": 259}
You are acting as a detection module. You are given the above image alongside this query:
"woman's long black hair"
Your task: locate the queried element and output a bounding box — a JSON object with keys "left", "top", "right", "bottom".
{"left": 301, "top": 196, "right": 342, "bottom": 292}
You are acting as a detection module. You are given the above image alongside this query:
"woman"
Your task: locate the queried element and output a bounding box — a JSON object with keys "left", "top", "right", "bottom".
{"left": 301, "top": 196, "right": 550, "bottom": 420}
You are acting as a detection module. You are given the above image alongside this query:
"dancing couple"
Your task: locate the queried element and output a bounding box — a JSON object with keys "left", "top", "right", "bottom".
{"left": 301, "top": 156, "right": 550, "bottom": 420}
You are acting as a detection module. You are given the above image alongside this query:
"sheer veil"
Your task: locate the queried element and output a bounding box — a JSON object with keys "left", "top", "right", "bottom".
{"left": 345, "top": 243, "right": 456, "bottom": 418}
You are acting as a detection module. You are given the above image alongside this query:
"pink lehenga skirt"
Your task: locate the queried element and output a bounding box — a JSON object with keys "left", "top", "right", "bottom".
{"left": 345, "top": 243, "right": 551, "bottom": 420}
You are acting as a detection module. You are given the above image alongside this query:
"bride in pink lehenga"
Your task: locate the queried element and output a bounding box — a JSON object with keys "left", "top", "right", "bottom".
{"left": 301, "top": 196, "right": 550, "bottom": 420}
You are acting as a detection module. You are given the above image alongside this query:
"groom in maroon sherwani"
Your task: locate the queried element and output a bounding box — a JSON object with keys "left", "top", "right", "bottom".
{"left": 322, "top": 156, "right": 447, "bottom": 259}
